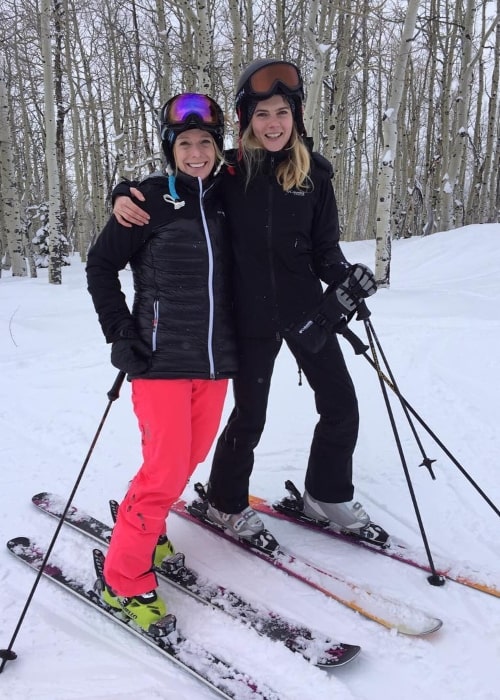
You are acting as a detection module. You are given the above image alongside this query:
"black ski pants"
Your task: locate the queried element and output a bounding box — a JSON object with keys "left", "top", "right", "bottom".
{"left": 207, "top": 333, "right": 359, "bottom": 513}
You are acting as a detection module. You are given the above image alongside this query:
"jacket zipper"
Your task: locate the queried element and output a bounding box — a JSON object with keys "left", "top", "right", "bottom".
{"left": 198, "top": 178, "right": 216, "bottom": 378}
{"left": 152, "top": 298, "right": 159, "bottom": 351}
{"left": 267, "top": 157, "right": 281, "bottom": 341}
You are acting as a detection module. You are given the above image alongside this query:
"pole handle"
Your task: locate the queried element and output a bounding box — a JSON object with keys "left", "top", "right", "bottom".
{"left": 107, "top": 371, "right": 126, "bottom": 401}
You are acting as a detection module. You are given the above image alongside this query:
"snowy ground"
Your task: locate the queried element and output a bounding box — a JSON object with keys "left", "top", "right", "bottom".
{"left": 1, "top": 223, "right": 499, "bottom": 700}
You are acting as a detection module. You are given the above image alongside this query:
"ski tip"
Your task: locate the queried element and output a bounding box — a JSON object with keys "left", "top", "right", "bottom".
{"left": 423, "top": 617, "right": 444, "bottom": 635}
{"left": 398, "top": 616, "right": 443, "bottom": 636}
{"left": 316, "top": 643, "right": 362, "bottom": 667}
{"left": 6, "top": 536, "right": 31, "bottom": 550}
{"left": 32, "top": 492, "right": 50, "bottom": 505}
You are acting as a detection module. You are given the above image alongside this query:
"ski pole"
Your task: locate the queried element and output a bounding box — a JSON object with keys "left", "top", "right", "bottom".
{"left": 343, "top": 310, "right": 500, "bottom": 519}
{"left": 330, "top": 304, "right": 444, "bottom": 584}
{"left": 361, "top": 317, "right": 445, "bottom": 586}
{"left": 0, "top": 371, "right": 126, "bottom": 673}
{"left": 339, "top": 305, "right": 499, "bottom": 583}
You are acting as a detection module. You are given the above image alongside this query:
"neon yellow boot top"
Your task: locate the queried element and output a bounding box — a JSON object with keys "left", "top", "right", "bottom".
{"left": 154, "top": 535, "right": 175, "bottom": 567}
{"left": 121, "top": 590, "right": 167, "bottom": 630}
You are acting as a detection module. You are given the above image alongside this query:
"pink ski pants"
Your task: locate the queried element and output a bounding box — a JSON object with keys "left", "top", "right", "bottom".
{"left": 104, "top": 377, "right": 228, "bottom": 596}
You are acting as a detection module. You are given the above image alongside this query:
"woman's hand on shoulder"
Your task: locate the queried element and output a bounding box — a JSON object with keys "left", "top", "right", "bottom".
{"left": 114, "top": 187, "right": 150, "bottom": 227}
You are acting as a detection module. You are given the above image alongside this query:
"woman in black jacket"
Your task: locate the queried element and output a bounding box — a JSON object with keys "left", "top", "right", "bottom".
{"left": 86, "top": 93, "right": 237, "bottom": 633}
{"left": 113, "top": 61, "right": 379, "bottom": 545}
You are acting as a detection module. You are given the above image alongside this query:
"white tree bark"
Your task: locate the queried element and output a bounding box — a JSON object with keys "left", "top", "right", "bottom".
{"left": 302, "top": 0, "right": 333, "bottom": 147}
{"left": 0, "top": 70, "right": 27, "bottom": 276}
{"left": 40, "top": 0, "right": 64, "bottom": 284}
{"left": 475, "top": 7, "right": 499, "bottom": 223}
{"left": 440, "top": 4, "right": 498, "bottom": 230}
{"left": 177, "top": 0, "right": 213, "bottom": 92}
{"left": 374, "top": 0, "right": 420, "bottom": 287}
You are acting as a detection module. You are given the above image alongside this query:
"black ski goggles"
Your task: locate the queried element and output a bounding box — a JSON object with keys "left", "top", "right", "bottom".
{"left": 247, "top": 62, "right": 303, "bottom": 98}
{"left": 161, "top": 94, "right": 222, "bottom": 128}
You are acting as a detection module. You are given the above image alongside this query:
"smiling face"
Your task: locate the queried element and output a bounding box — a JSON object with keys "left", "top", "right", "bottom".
{"left": 249, "top": 94, "right": 294, "bottom": 152}
{"left": 172, "top": 128, "right": 217, "bottom": 180}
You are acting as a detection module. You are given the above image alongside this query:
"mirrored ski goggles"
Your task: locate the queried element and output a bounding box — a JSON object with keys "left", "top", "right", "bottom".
{"left": 247, "top": 62, "right": 302, "bottom": 97}
{"left": 162, "top": 93, "right": 222, "bottom": 127}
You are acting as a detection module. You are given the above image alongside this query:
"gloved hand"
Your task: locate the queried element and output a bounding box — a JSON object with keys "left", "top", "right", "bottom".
{"left": 111, "top": 327, "right": 151, "bottom": 375}
{"left": 286, "top": 264, "right": 376, "bottom": 354}
{"left": 286, "top": 316, "right": 329, "bottom": 354}
{"left": 335, "top": 263, "right": 377, "bottom": 313}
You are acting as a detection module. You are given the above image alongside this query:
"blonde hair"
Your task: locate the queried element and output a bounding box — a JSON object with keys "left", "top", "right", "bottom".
{"left": 240, "top": 123, "right": 311, "bottom": 191}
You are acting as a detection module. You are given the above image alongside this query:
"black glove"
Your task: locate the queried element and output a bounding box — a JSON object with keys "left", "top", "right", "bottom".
{"left": 286, "top": 264, "right": 376, "bottom": 354}
{"left": 335, "top": 263, "right": 377, "bottom": 313}
{"left": 111, "top": 327, "right": 151, "bottom": 375}
{"left": 286, "top": 316, "right": 329, "bottom": 354}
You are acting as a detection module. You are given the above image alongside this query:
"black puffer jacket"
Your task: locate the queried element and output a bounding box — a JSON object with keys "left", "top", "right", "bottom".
{"left": 87, "top": 172, "right": 237, "bottom": 379}
{"left": 221, "top": 149, "right": 350, "bottom": 338}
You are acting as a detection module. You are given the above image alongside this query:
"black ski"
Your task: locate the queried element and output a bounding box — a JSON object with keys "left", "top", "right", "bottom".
{"left": 31, "top": 492, "right": 361, "bottom": 667}
{"left": 7, "top": 536, "right": 278, "bottom": 700}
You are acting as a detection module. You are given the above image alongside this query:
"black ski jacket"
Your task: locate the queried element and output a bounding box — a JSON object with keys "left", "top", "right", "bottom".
{"left": 221, "top": 149, "right": 350, "bottom": 338}
{"left": 87, "top": 172, "right": 238, "bottom": 380}
{"left": 111, "top": 149, "right": 350, "bottom": 340}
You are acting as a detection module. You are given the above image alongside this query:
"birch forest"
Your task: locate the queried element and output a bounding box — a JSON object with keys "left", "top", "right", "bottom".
{"left": 0, "top": 0, "right": 499, "bottom": 284}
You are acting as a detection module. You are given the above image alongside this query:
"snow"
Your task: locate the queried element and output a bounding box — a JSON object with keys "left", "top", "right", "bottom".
{"left": 1, "top": 223, "right": 500, "bottom": 700}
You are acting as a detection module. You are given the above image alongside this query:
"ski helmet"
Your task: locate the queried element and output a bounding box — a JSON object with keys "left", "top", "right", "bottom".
{"left": 235, "top": 59, "right": 306, "bottom": 137}
{"left": 159, "top": 93, "right": 225, "bottom": 168}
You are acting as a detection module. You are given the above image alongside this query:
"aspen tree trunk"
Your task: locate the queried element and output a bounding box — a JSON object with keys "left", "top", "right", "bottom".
{"left": 302, "top": 0, "right": 333, "bottom": 148}
{"left": 53, "top": 0, "right": 68, "bottom": 247}
{"left": 228, "top": 0, "right": 244, "bottom": 84}
{"left": 0, "top": 71, "right": 27, "bottom": 276}
{"left": 465, "top": 41, "right": 486, "bottom": 224}
{"left": 440, "top": 0, "right": 475, "bottom": 232}
{"left": 422, "top": 1, "right": 439, "bottom": 236}
{"left": 366, "top": 27, "right": 384, "bottom": 241}
{"left": 440, "top": 4, "right": 498, "bottom": 230}
{"left": 374, "top": 0, "right": 420, "bottom": 287}
{"left": 275, "top": 0, "right": 284, "bottom": 57}
{"left": 327, "top": 2, "right": 352, "bottom": 224}
{"left": 244, "top": 1, "right": 254, "bottom": 64}
{"left": 130, "top": 0, "right": 155, "bottom": 170}
{"left": 155, "top": 0, "right": 172, "bottom": 102}
{"left": 346, "top": 4, "right": 369, "bottom": 241}
{"left": 178, "top": 0, "right": 213, "bottom": 92}
{"left": 72, "top": 17, "right": 106, "bottom": 235}
{"left": 63, "top": 0, "right": 88, "bottom": 260}
{"left": 478, "top": 5, "right": 499, "bottom": 222}
{"left": 40, "top": 0, "right": 63, "bottom": 284}
{"left": 433, "top": 1, "right": 459, "bottom": 232}
{"left": 228, "top": 0, "right": 245, "bottom": 146}
{"left": 12, "top": 42, "right": 37, "bottom": 277}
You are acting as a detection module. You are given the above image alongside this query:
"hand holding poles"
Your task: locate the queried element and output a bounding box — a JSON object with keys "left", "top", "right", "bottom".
{"left": 287, "top": 263, "right": 377, "bottom": 353}
{"left": 335, "top": 263, "right": 377, "bottom": 313}
{"left": 111, "top": 327, "right": 151, "bottom": 376}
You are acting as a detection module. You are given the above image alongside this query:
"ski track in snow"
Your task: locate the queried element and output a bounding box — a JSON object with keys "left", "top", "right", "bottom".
{"left": 1, "top": 224, "right": 500, "bottom": 699}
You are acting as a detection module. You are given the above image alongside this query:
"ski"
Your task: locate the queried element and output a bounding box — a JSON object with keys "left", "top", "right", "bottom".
{"left": 170, "top": 485, "right": 443, "bottom": 637}
{"left": 248, "top": 480, "right": 500, "bottom": 598}
{"left": 31, "top": 492, "right": 361, "bottom": 668}
{"left": 7, "top": 536, "right": 278, "bottom": 700}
